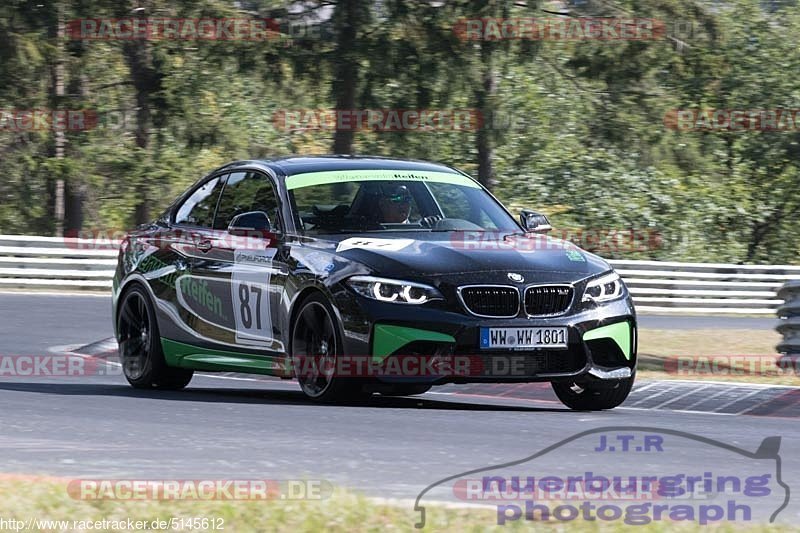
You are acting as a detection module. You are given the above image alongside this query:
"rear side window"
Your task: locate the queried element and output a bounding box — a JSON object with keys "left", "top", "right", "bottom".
{"left": 213, "top": 171, "right": 281, "bottom": 231}
{"left": 174, "top": 176, "right": 226, "bottom": 227}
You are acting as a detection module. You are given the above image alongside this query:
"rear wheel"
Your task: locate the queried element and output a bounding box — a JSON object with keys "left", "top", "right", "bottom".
{"left": 117, "top": 284, "right": 194, "bottom": 390}
{"left": 291, "top": 293, "right": 371, "bottom": 402}
{"left": 551, "top": 372, "right": 635, "bottom": 411}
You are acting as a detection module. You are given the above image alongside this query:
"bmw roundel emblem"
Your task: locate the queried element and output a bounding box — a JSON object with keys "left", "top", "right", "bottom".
{"left": 507, "top": 272, "right": 524, "bottom": 283}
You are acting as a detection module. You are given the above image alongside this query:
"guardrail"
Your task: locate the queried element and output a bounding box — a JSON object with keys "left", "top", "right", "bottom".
{"left": 0, "top": 235, "right": 798, "bottom": 314}
{"left": 610, "top": 259, "right": 799, "bottom": 315}
{"left": 0, "top": 235, "right": 117, "bottom": 290}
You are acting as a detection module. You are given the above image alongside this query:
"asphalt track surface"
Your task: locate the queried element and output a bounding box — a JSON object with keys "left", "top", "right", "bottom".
{"left": 0, "top": 292, "right": 797, "bottom": 526}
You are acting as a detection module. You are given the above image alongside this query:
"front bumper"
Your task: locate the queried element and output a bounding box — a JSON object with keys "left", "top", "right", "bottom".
{"left": 336, "top": 290, "right": 637, "bottom": 385}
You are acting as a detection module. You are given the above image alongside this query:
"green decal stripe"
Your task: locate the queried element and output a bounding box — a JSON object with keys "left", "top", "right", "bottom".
{"left": 160, "top": 338, "right": 279, "bottom": 375}
{"left": 285, "top": 169, "right": 481, "bottom": 190}
{"left": 583, "top": 321, "right": 632, "bottom": 360}
{"left": 372, "top": 324, "right": 455, "bottom": 362}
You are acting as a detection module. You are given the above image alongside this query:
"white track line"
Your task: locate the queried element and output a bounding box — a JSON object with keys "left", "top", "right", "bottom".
{"left": 648, "top": 384, "right": 713, "bottom": 410}
{"left": 48, "top": 343, "right": 799, "bottom": 415}
{"left": 711, "top": 388, "right": 766, "bottom": 413}
{"left": 0, "top": 290, "right": 109, "bottom": 297}
{"left": 681, "top": 386, "right": 738, "bottom": 411}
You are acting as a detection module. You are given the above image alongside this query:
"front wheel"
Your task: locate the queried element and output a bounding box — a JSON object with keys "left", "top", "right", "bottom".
{"left": 291, "top": 293, "right": 371, "bottom": 403}
{"left": 551, "top": 372, "right": 635, "bottom": 411}
{"left": 117, "top": 284, "right": 194, "bottom": 390}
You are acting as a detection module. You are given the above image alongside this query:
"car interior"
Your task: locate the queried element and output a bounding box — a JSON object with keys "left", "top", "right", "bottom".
{"left": 295, "top": 181, "right": 485, "bottom": 233}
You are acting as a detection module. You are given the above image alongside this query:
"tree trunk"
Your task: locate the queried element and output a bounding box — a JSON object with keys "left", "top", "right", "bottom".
{"left": 121, "top": 4, "right": 157, "bottom": 226}
{"left": 64, "top": 54, "right": 89, "bottom": 235}
{"left": 331, "top": 0, "right": 360, "bottom": 155}
{"left": 123, "top": 44, "right": 152, "bottom": 225}
{"left": 475, "top": 40, "right": 496, "bottom": 190}
{"left": 50, "top": 1, "right": 66, "bottom": 236}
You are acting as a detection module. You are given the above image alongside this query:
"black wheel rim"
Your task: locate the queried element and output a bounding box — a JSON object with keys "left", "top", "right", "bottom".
{"left": 292, "top": 301, "right": 336, "bottom": 398}
{"left": 118, "top": 292, "right": 151, "bottom": 380}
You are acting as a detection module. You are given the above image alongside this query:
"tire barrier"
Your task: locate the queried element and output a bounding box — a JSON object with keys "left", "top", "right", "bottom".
{"left": 776, "top": 281, "right": 800, "bottom": 374}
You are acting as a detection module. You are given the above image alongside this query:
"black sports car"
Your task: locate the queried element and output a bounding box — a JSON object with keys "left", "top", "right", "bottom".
{"left": 112, "top": 156, "right": 636, "bottom": 409}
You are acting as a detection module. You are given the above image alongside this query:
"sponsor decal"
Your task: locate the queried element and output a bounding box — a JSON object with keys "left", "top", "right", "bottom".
{"left": 134, "top": 247, "right": 182, "bottom": 289}
{"left": 176, "top": 275, "right": 228, "bottom": 323}
{"left": 291, "top": 249, "right": 338, "bottom": 276}
{"left": 565, "top": 249, "right": 586, "bottom": 262}
{"left": 231, "top": 248, "right": 278, "bottom": 347}
{"left": 285, "top": 169, "right": 481, "bottom": 190}
{"left": 336, "top": 237, "right": 415, "bottom": 253}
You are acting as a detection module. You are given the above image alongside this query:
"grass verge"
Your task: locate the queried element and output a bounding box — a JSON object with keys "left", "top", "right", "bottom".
{"left": 637, "top": 328, "right": 797, "bottom": 385}
{"left": 0, "top": 477, "right": 794, "bottom": 532}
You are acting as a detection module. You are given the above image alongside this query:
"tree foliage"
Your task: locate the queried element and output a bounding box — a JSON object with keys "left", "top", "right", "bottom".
{"left": 0, "top": 0, "right": 798, "bottom": 263}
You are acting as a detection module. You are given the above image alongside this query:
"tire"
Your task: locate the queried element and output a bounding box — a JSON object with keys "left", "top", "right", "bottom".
{"left": 380, "top": 384, "right": 432, "bottom": 397}
{"left": 117, "top": 284, "right": 194, "bottom": 390}
{"left": 291, "top": 292, "right": 371, "bottom": 403}
{"left": 551, "top": 372, "right": 635, "bottom": 411}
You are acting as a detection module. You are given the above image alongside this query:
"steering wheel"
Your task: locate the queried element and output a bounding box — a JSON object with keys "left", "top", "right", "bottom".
{"left": 419, "top": 215, "right": 444, "bottom": 228}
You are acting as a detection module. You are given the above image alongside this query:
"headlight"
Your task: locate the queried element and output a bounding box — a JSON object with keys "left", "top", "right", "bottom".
{"left": 346, "top": 276, "right": 443, "bottom": 304}
{"left": 582, "top": 272, "right": 624, "bottom": 303}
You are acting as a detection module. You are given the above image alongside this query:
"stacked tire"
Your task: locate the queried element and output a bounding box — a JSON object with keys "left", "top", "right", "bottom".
{"left": 777, "top": 281, "right": 800, "bottom": 375}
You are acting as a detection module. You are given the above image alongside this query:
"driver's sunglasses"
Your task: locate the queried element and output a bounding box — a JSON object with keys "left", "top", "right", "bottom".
{"left": 387, "top": 194, "right": 412, "bottom": 205}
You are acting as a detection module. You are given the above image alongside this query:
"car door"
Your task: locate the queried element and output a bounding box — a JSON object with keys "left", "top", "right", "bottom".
{"left": 167, "top": 173, "right": 233, "bottom": 345}
{"left": 211, "top": 170, "right": 289, "bottom": 355}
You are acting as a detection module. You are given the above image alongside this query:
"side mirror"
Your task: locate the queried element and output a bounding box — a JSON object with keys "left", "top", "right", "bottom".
{"left": 520, "top": 209, "right": 552, "bottom": 233}
{"left": 228, "top": 211, "right": 272, "bottom": 235}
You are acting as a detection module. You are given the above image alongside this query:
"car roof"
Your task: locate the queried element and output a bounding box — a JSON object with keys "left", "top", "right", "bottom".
{"left": 215, "top": 155, "right": 465, "bottom": 178}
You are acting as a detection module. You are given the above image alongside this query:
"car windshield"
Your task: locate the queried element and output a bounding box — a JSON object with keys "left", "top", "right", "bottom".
{"left": 287, "top": 171, "right": 520, "bottom": 234}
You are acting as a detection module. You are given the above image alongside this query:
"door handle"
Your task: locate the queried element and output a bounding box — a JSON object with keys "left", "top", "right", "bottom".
{"left": 197, "top": 239, "right": 212, "bottom": 252}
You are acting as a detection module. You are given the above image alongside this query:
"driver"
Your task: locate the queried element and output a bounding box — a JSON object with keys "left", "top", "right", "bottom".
{"left": 377, "top": 184, "right": 412, "bottom": 223}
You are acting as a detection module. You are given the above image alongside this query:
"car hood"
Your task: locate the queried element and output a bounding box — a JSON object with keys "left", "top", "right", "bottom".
{"left": 306, "top": 232, "right": 611, "bottom": 285}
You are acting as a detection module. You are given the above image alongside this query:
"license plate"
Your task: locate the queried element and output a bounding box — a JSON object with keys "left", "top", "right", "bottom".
{"left": 480, "top": 327, "right": 568, "bottom": 349}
